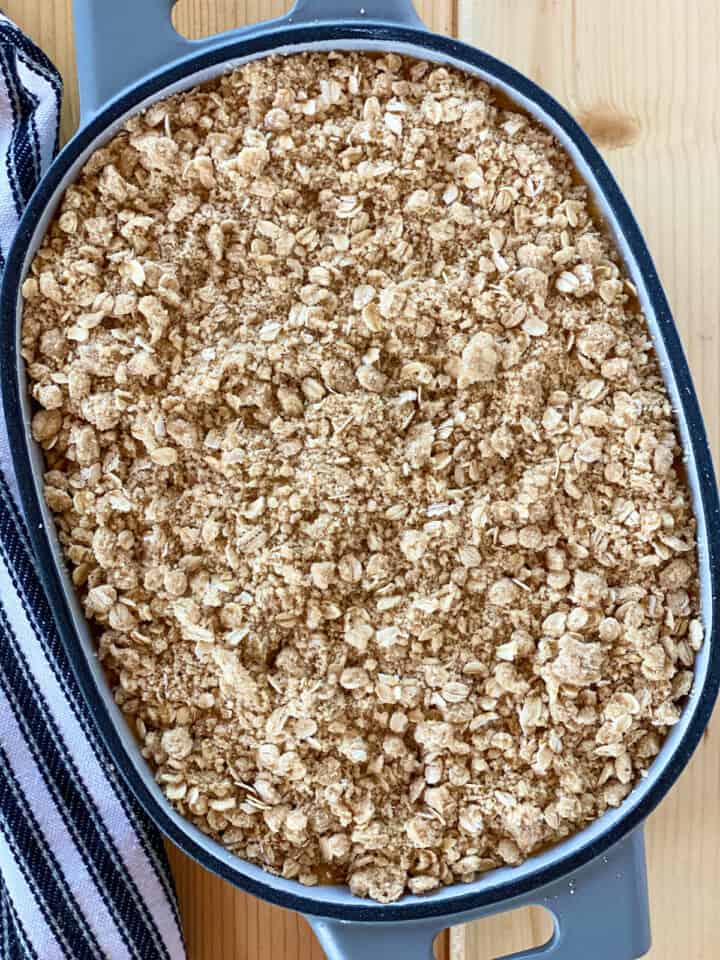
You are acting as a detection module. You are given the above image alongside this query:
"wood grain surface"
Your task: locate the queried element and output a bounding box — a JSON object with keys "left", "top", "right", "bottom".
{"left": 5, "top": 0, "right": 718, "bottom": 958}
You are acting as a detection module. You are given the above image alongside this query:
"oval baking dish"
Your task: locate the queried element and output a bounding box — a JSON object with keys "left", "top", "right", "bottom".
{"left": 2, "top": 2, "right": 719, "bottom": 958}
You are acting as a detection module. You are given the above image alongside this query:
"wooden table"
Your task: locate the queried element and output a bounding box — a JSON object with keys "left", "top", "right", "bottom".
{"left": 7, "top": 1, "right": 718, "bottom": 957}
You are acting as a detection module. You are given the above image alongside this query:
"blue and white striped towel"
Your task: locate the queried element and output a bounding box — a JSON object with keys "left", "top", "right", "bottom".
{"left": 0, "top": 14, "right": 186, "bottom": 959}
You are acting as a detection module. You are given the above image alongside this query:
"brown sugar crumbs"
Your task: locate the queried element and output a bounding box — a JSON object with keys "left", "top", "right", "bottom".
{"left": 22, "top": 52, "right": 702, "bottom": 902}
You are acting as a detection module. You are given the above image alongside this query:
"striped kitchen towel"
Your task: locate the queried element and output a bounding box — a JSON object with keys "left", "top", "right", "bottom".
{"left": 0, "top": 14, "right": 186, "bottom": 960}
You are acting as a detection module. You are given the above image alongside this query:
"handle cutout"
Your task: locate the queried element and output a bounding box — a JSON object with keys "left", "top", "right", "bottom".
{"left": 433, "top": 931, "right": 448, "bottom": 959}
{"left": 172, "top": 0, "right": 293, "bottom": 39}
{"left": 452, "top": 906, "right": 553, "bottom": 960}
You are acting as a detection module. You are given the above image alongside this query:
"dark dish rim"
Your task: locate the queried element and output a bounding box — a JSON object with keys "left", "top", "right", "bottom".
{"left": 2, "top": 22, "right": 719, "bottom": 924}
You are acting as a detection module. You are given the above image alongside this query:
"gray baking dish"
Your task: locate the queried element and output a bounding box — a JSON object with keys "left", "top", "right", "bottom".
{"left": 1, "top": 2, "right": 719, "bottom": 957}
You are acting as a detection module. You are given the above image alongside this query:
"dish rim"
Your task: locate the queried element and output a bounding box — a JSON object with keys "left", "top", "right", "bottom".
{"left": 2, "top": 22, "right": 719, "bottom": 923}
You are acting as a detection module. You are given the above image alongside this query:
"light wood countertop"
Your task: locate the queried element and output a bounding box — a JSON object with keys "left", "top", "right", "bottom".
{"left": 6, "top": 1, "right": 718, "bottom": 956}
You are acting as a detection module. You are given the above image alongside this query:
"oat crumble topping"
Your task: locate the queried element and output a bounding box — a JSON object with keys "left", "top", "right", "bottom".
{"left": 22, "top": 52, "right": 702, "bottom": 902}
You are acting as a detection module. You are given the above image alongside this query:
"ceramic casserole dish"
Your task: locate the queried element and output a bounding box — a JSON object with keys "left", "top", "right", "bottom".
{"left": 2, "top": 2, "right": 719, "bottom": 957}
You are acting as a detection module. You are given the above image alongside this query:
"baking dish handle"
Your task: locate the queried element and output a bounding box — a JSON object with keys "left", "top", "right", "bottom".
{"left": 310, "top": 915, "right": 446, "bottom": 959}
{"left": 307, "top": 830, "right": 650, "bottom": 960}
{"left": 503, "top": 829, "right": 652, "bottom": 960}
{"left": 73, "top": 0, "right": 424, "bottom": 125}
